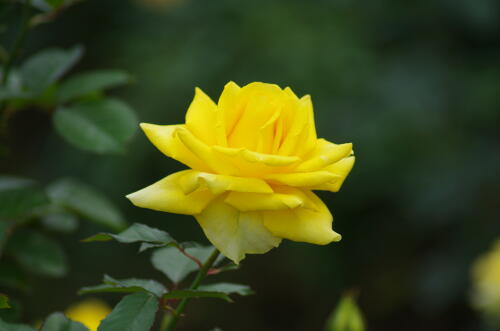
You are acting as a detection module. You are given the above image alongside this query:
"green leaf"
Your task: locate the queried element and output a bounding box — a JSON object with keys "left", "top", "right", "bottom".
{"left": 41, "top": 312, "right": 88, "bottom": 331}
{"left": 162, "top": 290, "right": 232, "bottom": 302}
{"left": 21, "top": 46, "right": 83, "bottom": 93}
{"left": 41, "top": 211, "right": 79, "bottom": 233}
{"left": 57, "top": 70, "right": 131, "bottom": 103}
{"left": 0, "top": 176, "right": 49, "bottom": 219}
{"left": 198, "top": 283, "right": 254, "bottom": 296}
{"left": 97, "top": 293, "right": 158, "bottom": 331}
{"left": 151, "top": 245, "right": 220, "bottom": 284}
{"left": 47, "top": 178, "right": 126, "bottom": 231}
{"left": 79, "top": 275, "right": 167, "bottom": 298}
{"left": 326, "top": 295, "right": 366, "bottom": 331}
{"left": 53, "top": 98, "right": 138, "bottom": 154}
{"left": 0, "top": 295, "right": 9, "bottom": 309}
{"left": 7, "top": 230, "right": 67, "bottom": 277}
{"left": 0, "top": 318, "right": 35, "bottom": 331}
{"left": 83, "top": 223, "right": 174, "bottom": 246}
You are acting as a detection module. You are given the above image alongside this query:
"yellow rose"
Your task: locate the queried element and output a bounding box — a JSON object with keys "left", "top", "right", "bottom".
{"left": 64, "top": 299, "right": 111, "bottom": 331}
{"left": 127, "top": 82, "right": 354, "bottom": 263}
{"left": 472, "top": 240, "right": 500, "bottom": 319}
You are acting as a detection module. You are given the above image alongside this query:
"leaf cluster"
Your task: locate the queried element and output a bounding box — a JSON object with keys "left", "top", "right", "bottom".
{"left": 77, "top": 223, "right": 253, "bottom": 331}
{"left": 1, "top": 45, "right": 137, "bottom": 155}
{"left": 1, "top": 2, "right": 138, "bottom": 323}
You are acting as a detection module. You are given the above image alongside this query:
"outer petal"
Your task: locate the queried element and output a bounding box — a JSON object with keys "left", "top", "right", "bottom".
{"left": 310, "top": 156, "right": 355, "bottom": 192}
{"left": 224, "top": 186, "right": 319, "bottom": 212}
{"left": 140, "top": 123, "right": 211, "bottom": 172}
{"left": 262, "top": 190, "right": 341, "bottom": 245}
{"left": 126, "top": 171, "right": 216, "bottom": 215}
{"left": 185, "top": 87, "right": 220, "bottom": 145}
{"left": 265, "top": 171, "right": 340, "bottom": 187}
{"left": 178, "top": 170, "right": 273, "bottom": 195}
{"left": 296, "top": 139, "right": 353, "bottom": 172}
{"left": 195, "top": 196, "right": 282, "bottom": 263}
{"left": 225, "top": 192, "right": 301, "bottom": 212}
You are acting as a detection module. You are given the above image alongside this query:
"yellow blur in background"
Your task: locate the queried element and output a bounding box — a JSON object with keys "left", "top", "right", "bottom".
{"left": 472, "top": 240, "right": 500, "bottom": 322}
{"left": 64, "top": 299, "right": 111, "bottom": 331}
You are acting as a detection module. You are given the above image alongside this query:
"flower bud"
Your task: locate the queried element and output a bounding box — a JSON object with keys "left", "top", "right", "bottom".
{"left": 326, "top": 294, "right": 366, "bottom": 331}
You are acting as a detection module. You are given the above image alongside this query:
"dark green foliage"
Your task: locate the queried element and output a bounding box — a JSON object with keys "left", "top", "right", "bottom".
{"left": 20, "top": 46, "right": 82, "bottom": 94}
{"left": 0, "top": 176, "right": 49, "bottom": 219}
{"left": 57, "top": 70, "right": 131, "bottom": 103}
{"left": 0, "top": 263, "right": 27, "bottom": 290}
{"left": 47, "top": 179, "right": 126, "bottom": 231}
{"left": 53, "top": 98, "right": 137, "bottom": 154}
{"left": 7, "top": 229, "right": 67, "bottom": 277}
{"left": 40, "top": 211, "right": 79, "bottom": 233}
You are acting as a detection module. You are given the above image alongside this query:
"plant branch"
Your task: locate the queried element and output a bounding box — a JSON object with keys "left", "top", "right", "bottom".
{"left": 177, "top": 246, "right": 203, "bottom": 268}
{"left": 161, "top": 247, "right": 220, "bottom": 331}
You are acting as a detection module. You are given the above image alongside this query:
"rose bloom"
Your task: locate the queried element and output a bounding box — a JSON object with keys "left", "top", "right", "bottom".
{"left": 472, "top": 240, "right": 500, "bottom": 320}
{"left": 127, "top": 82, "right": 354, "bottom": 263}
{"left": 65, "top": 299, "right": 111, "bottom": 331}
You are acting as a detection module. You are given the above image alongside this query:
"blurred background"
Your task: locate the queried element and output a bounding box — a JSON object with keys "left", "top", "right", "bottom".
{"left": 2, "top": 0, "right": 500, "bottom": 330}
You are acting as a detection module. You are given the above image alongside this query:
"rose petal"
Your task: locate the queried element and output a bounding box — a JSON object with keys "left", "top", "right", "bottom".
{"left": 126, "top": 170, "right": 216, "bottom": 215}
{"left": 224, "top": 186, "right": 319, "bottom": 212}
{"left": 178, "top": 170, "right": 273, "bottom": 195}
{"left": 185, "top": 87, "right": 220, "bottom": 145}
{"left": 210, "top": 145, "right": 300, "bottom": 177}
{"left": 265, "top": 171, "right": 340, "bottom": 187}
{"left": 278, "top": 94, "right": 317, "bottom": 157}
{"left": 195, "top": 196, "right": 282, "bottom": 264}
{"left": 176, "top": 126, "right": 239, "bottom": 175}
{"left": 296, "top": 139, "right": 353, "bottom": 172}
{"left": 140, "top": 123, "right": 211, "bottom": 172}
{"left": 310, "top": 156, "right": 355, "bottom": 192}
{"left": 262, "top": 190, "right": 341, "bottom": 245}
{"left": 218, "top": 81, "right": 243, "bottom": 137}
{"left": 227, "top": 83, "right": 284, "bottom": 151}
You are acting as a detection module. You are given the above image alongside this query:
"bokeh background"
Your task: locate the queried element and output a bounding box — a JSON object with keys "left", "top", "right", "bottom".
{"left": 2, "top": 0, "right": 500, "bottom": 330}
